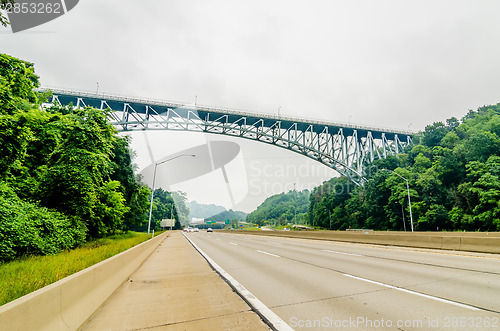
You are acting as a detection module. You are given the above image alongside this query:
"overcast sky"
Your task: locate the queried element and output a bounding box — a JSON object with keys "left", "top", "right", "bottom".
{"left": 2, "top": 1, "right": 500, "bottom": 212}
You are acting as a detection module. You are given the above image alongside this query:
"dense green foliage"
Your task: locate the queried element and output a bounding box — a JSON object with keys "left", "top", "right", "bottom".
{"left": 0, "top": 53, "right": 152, "bottom": 262}
{"left": 309, "top": 104, "right": 500, "bottom": 231}
{"left": 145, "top": 189, "right": 190, "bottom": 231}
{"left": 0, "top": 182, "right": 85, "bottom": 261}
{"left": 246, "top": 190, "right": 310, "bottom": 226}
{"left": 205, "top": 209, "right": 247, "bottom": 223}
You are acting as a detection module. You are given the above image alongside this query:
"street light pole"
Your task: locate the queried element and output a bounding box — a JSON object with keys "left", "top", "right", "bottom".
{"left": 170, "top": 204, "right": 174, "bottom": 231}
{"left": 401, "top": 203, "right": 407, "bottom": 232}
{"left": 293, "top": 183, "right": 297, "bottom": 225}
{"left": 328, "top": 209, "right": 332, "bottom": 230}
{"left": 382, "top": 169, "right": 414, "bottom": 232}
{"left": 147, "top": 154, "right": 195, "bottom": 234}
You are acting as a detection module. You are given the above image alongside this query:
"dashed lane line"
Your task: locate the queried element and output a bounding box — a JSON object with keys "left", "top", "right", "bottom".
{"left": 343, "top": 274, "right": 480, "bottom": 311}
{"left": 323, "top": 249, "right": 363, "bottom": 257}
{"left": 257, "top": 250, "right": 281, "bottom": 258}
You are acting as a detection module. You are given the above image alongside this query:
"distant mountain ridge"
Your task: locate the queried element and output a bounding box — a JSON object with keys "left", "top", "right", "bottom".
{"left": 246, "top": 190, "right": 310, "bottom": 225}
{"left": 187, "top": 201, "right": 226, "bottom": 219}
{"left": 205, "top": 209, "right": 247, "bottom": 223}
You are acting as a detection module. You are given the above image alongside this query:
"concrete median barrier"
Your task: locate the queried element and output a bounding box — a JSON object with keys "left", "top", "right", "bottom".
{"left": 460, "top": 237, "right": 500, "bottom": 254}
{"left": 0, "top": 232, "right": 168, "bottom": 331}
{"left": 441, "top": 236, "right": 461, "bottom": 251}
{"left": 394, "top": 234, "right": 443, "bottom": 249}
{"left": 226, "top": 230, "right": 500, "bottom": 254}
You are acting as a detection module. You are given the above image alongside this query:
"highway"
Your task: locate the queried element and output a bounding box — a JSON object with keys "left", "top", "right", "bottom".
{"left": 185, "top": 231, "right": 500, "bottom": 330}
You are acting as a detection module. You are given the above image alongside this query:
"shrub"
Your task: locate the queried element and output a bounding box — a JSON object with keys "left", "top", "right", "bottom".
{"left": 0, "top": 182, "right": 86, "bottom": 262}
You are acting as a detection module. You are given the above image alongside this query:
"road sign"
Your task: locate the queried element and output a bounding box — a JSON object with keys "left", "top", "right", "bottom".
{"left": 161, "top": 219, "right": 175, "bottom": 227}
{"left": 225, "top": 219, "right": 230, "bottom": 224}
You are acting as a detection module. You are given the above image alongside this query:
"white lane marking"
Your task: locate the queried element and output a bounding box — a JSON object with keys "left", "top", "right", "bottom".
{"left": 257, "top": 250, "right": 281, "bottom": 258}
{"left": 343, "top": 274, "right": 480, "bottom": 311}
{"left": 323, "top": 249, "right": 363, "bottom": 257}
{"left": 182, "top": 233, "right": 293, "bottom": 331}
{"left": 268, "top": 241, "right": 282, "bottom": 245}
{"left": 229, "top": 242, "right": 238, "bottom": 246}
{"left": 216, "top": 238, "right": 221, "bottom": 241}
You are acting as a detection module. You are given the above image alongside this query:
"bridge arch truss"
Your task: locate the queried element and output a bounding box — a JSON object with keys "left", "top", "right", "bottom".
{"left": 47, "top": 89, "right": 413, "bottom": 185}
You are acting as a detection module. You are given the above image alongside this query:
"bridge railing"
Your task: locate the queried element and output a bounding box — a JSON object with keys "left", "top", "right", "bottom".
{"left": 40, "top": 87, "right": 415, "bottom": 136}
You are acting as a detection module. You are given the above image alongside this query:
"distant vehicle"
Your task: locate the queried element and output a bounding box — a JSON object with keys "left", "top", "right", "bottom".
{"left": 194, "top": 228, "right": 200, "bottom": 232}
{"left": 207, "top": 228, "right": 213, "bottom": 232}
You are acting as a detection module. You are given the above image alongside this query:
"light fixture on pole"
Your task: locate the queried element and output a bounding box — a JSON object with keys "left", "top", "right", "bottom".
{"left": 147, "top": 154, "right": 195, "bottom": 234}
{"left": 382, "top": 169, "right": 414, "bottom": 232}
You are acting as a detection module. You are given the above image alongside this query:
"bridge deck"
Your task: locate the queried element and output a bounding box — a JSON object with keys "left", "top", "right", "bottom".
{"left": 41, "top": 87, "right": 414, "bottom": 139}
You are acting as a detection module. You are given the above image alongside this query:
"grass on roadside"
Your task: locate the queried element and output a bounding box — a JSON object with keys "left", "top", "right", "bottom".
{"left": 0, "top": 231, "right": 153, "bottom": 306}
{"left": 240, "top": 226, "right": 262, "bottom": 231}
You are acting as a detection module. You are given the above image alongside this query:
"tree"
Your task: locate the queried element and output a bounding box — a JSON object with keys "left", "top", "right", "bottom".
{"left": 148, "top": 188, "right": 179, "bottom": 231}
{"left": 0, "top": 113, "right": 32, "bottom": 177}
{"left": 457, "top": 156, "right": 500, "bottom": 231}
{"left": 0, "top": 1, "right": 15, "bottom": 27}
{"left": 109, "top": 135, "right": 151, "bottom": 230}
{"left": 303, "top": 103, "right": 500, "bottom": 232}
{"left": 0, "top": 53, "right": 153, "bottom": 262}
{"left": 171, "top": 191, "right": 190, "bottom": 225}
{"left": 0, "top": 181, "right": 86, "bottom": 262}
{"left": 0, "top": 53, "right": 41, "bottom": 114}
{"left": 248, "top": 189, "right": 310, "bottom": 226}
{"left": 421, "top": 122, "right": 450, "bottom": 147}
{"left": 94, "top": 181, "right": 130, "bottom": 236}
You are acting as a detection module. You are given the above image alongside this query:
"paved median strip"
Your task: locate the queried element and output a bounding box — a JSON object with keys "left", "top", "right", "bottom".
{"left": 323, "top": 249, "right": 364, "bottom": 257}
{"left": 343, "top": 274, "right": 480, "bottom": 311}
{"left": 257, "top": 250, "right": 281, "bottom": 258}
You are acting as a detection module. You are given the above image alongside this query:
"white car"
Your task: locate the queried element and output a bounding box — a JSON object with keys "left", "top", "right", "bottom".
{"left": 194, "top": 228, "right": 200, "bottom": 232}
{"left": 207, "top": 228, "right": 213, "bottom": 232}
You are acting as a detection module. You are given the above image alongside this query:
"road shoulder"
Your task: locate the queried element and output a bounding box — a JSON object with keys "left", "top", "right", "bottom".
{"left": 80, "top": 231, "right": 270, "bottom": 330}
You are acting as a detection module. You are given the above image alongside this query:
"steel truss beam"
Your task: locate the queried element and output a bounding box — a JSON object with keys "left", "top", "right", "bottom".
{"left": 46, "top": 89, "right": 413, "bottom": 185}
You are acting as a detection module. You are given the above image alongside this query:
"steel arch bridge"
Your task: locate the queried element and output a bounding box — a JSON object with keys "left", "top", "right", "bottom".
{"left": 44, "top": 88, "right": 413, "bottom": 185}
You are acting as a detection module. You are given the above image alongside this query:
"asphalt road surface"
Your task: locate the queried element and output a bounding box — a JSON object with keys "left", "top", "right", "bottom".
{"left": 185, "top": 231, "right": 500, "bottom": 330}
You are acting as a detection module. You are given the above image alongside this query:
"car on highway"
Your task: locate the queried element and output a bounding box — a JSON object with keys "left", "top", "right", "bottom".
{"left": 194, "top": 228, "right": 200, "bottom": 232}
{"left": 207, "top": 228, "right": 213, "bottom": 232}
